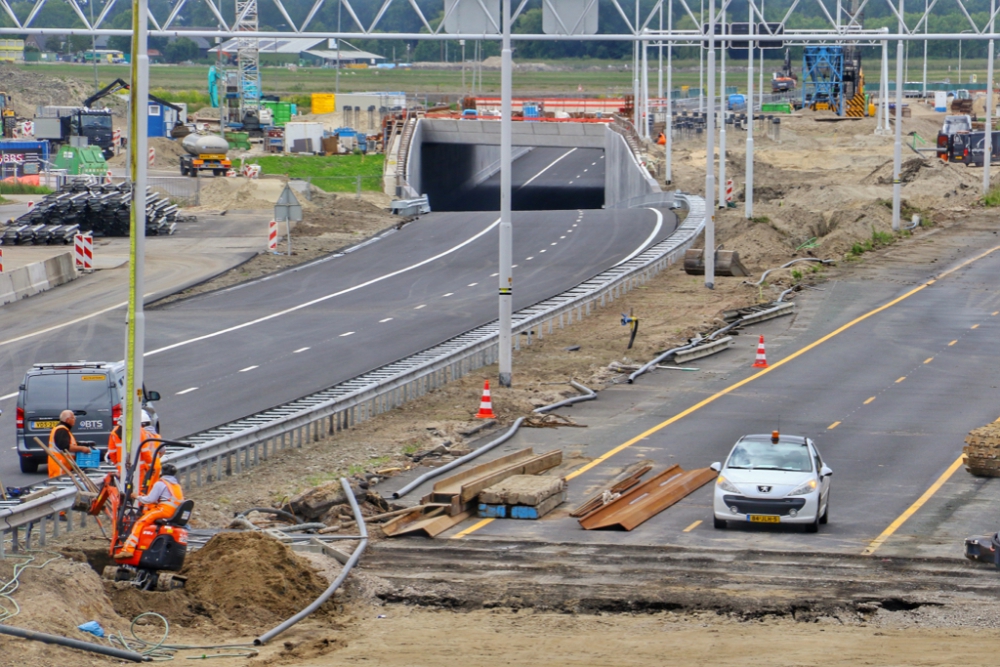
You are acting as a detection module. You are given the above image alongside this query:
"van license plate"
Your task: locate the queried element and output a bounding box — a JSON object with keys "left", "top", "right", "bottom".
{"left": 32, "top": 420, "right": 60, "bottom": 430}
{"left": 749, "top": 515, "right": 780, "bottom": 523}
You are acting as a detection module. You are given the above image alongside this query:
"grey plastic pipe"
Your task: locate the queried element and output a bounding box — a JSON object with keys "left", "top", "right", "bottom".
{"left": 628, "top": 340, "right": 703, "bottom": 384}
{"left": 533, "top": 381, "right": 596, "bottom": 413}
{"left": 751, "top": 258, "right": 833, "bottom": 286}
{"left": 254, "top": 477, "right": 368, "bottom": 646}
{"left": 392, "top": 417, "right": 525, "bottom": 499}
{"left": 0, "top": 624, "right": 148, "bottom": 662}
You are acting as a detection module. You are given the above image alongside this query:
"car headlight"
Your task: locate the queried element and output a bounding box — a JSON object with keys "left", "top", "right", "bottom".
{"left": 716, "top": 476, "right": 740, "bottom": 493}
{"left": 788, "top": 479, "right": 818, "bottom": 496}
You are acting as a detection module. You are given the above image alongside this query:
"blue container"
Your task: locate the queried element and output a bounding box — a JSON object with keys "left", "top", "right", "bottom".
{"left": 76, "top": 449, "right": 101, "bottom": 469}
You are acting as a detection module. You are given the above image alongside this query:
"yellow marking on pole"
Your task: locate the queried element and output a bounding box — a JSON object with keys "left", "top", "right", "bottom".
{"left": 896, "top": 376, "right": 906, "bottom": 383}
{"left": 452, "top": 518, "right": 493, "bottom": 539}
{"left": 972, "top": 324, "right": 980, "bottom": 329}
{"left": 924, "top": 357, "right": 934, "bottom": 364}
{"left": 864, "top": 396, "right": 876, "bottom": 405}
{"left": 948, "top": 340, "right": 958, "bottom": 346}
{"left": 862, "top": 455, "right": 966, "bottom": 556}
{"left": 683, "top": 520, "right": 702, "bottom": 532}
{"left": 828, "top": 421, "right": 841, "bottom": 430}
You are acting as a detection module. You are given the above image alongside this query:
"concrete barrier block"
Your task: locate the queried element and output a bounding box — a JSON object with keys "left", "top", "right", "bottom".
{"left": 26, "top": 262, "right": 50, "bottom": 292}
{"left": 0, "top": 251, "right": 79, "bottom": 307}
{"left": 0, "top": 273, "right": 15, "bottom": 305}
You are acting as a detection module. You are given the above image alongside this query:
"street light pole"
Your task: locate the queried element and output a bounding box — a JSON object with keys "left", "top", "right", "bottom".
{"left": 984, "top": 0, "right": 995, "bottom": 195}
{"left": 498, "top": 0, "right": 513, "bottom": 387}
{"left": 891, "top": 0, "right": 905, "bottom": 232}
{"left": 705, "top": 0, "right": 716, "bottom": 289}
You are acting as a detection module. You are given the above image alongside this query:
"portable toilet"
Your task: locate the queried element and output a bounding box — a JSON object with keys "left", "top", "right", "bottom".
{"left": 934, "top": 91, "right": 948, "bottom": 112}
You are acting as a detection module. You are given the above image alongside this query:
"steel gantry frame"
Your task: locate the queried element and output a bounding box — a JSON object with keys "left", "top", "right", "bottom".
{"left": 236, "top": 0, "right": 261, "bottom": 117}
{"left": 6, "top": 0, "right": 999, "bottom": 379}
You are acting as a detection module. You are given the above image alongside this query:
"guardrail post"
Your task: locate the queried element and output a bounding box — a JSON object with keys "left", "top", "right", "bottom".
{"left": 197, "top": 460, "right": 203, "bottom": 487}
{"left": 39, "top": 516, "right": 47, "bottom": 546}
{"left": 514, "top": 333, "right": 520, "bottom": 351}
{"left": 0, "top": 531, "right": 5, "bottom": 558}
{"left": 51, "top": 512, "right": 59, "bottom": 538}
{"left": 10, "top": 526, "right": 18, "bottom": 553}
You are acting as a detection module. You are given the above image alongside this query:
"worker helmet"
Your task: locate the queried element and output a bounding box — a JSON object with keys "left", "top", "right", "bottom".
{"left": 161, "top": 463, "right": 178, "bottom": 477}
{"left": 140, "top": 410, "right": 152, "bottom": 426}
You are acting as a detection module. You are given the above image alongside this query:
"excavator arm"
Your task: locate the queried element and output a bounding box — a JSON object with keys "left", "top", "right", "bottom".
{"left": 83, "top": 78, "right": 130, "bottom": 108}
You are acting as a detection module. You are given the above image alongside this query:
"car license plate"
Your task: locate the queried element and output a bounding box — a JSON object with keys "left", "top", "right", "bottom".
{"left": 749, "top": 515, "right": 780, "bottom": 523}
{"left": 32, "top": 420, "right": 59, "bottom": 430}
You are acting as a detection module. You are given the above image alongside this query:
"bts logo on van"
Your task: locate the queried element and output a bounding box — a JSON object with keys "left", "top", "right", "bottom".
{"left": 78, "top": 420, "right": 103, "bottom": 429}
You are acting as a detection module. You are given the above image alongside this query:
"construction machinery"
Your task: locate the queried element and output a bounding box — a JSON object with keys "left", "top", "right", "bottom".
{"left": 87, "top": 438, "right": 194, "bottom": 591}
{"left": 0, "top": 93, "right": 16, "bottom": 138}
{"left": 771, "top": 49, "right": 797, "bottom": 93}
{"left": 179, "top": 133, "right": 232, "bottom": 177}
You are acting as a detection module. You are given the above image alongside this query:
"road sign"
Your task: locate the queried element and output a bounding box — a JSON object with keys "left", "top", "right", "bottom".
{"left": 543, "top": 0, "right": 598, "bottom": 35}
{"left": 444, "top": 0, "right": 500, "bottom": 35}
{"left": 274, "top": 185, "right": 303, "bottom": 222}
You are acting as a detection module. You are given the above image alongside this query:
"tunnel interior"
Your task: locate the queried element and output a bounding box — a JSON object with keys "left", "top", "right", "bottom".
{"left": 420, "top": 143, "right": 605, "bottom": 212}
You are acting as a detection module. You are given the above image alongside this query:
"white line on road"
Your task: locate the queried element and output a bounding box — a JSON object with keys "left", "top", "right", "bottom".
{"left": 0, "top": 392, "right": 17, "bottom": 401}
{"left": 379, "top": 318, "right": 393, "bottom": 323}
{"left": 0, "top": 300, "right": 127, "bottom": 350}
{"left": 539, "top": 249, "right": 547, "bottom": 253}
{"left": 443, "top": 292, "right": 454, "bottom": 297}
{"left": 613, "top": 208, "right": 663, "bottom": 267}
{"left": 239, "top": 365, "right": 259, "bottom": 372}
{"left": 551, "top": 242, "right": 558, "bottom": 246}
{"left": 176, "top": 387, "right": 199, "bottom": 395}
{"left": 415, "top": 305, "right": 426, "bottom": 310}
{"left": 518, "top": 148, "right": 578, "bottom": 189}
{"left": 526, "top": 257, "right": 534, "bottom": 261}
{"left": 467, "top": 283, "right": 478, "bottom": 287}
{"left": 340, "top": 331, "right": 356, "bottom": 336}
{"left": 490, "top": 273, "right": 499, "bottom": 277}
{"left": 144, "top": 217, "right": 502, "bottom": 358}
{"left": 293, "top": 347, "right": 310, "bottom": 353}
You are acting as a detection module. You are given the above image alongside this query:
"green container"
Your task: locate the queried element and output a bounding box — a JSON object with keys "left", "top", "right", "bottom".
{"left": 53, "top": 145, "right": 108, "bottom": 176}
{"left": 761, "top": 102, "right": 793, "bottom": 114}
{"left": 225, "top": 131, "right": 251, "bottom": 151}
{"left": 261, "top": 100, "right": 292, "bottom": 127}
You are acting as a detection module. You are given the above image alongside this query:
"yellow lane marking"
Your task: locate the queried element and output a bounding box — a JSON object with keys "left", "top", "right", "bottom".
{"left": 896, "top": 376, "right": 906, "bottom": 383}
{"left": 993, "top": 311, "right": 999, "bottom": 316}
{"left": 683, "top": 520, "right": 702, "bottom": 532}
{"left": 862, "top": 455, "right": 966, "bottom": 556}
{"left": 972, "top": 324, "right": 980, "bottom": 329}
{"left": 924, "top": 357, "right": 934, "bottom": 364}
{"left": 864, "top": 396, "right": 876, "bottom": 405}
{"left": 452, "top": 518, "right": 494, "bottom": 539}
{"left": 828, "top": 421, "right": 841, "bottom": 430}
{"left": 948, "top": 340, "right": 957, "bottom": 346}
{"left": 454, "top": 245, "right": 1000, "bottom": 540}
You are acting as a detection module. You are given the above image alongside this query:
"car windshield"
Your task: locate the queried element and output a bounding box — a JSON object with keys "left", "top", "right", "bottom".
{"left": 726, "top": 439, "right": 813, "bottom": 473}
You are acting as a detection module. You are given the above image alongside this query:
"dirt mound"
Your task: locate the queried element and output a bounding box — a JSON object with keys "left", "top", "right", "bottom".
{"left": 863, "top": 157, "right": 928, "bottom": 185}
{"left": 0, "top": 64, "right": 94, "bottom": 117}
{"left": 295, "top": 192, "right": 396, "bottom": 237}
{"left": 108, "top": 136, "right": 188, "bottom": 168}
{"left": 196, "top": 176, "right": 292, "bottom": 210}
{"left": 181, "top": 532, "right": 332, "bottom": 627}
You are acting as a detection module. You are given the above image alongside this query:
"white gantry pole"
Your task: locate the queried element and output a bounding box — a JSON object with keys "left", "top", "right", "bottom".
{"left": 891, "top": 0, "right": 905, "bottom": 232}
{"left": 705, "top": 0, "right": 716, "bottom": 289}
{"left": 985, "top": 0, "right": 995, "bottom": 195}
{"left": 498, "top": 0, "right": 513, "bottom": 387}
{"left": 718, "top": 0, "right": 727, "bottom": 209}
{"left": 746, "top": 3, "right": 755, "bottom": 219}
{"left": 666, "top": 0, "right": 673, "bottom": 183}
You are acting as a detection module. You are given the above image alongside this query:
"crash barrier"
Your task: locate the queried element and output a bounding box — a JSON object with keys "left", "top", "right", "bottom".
{"left": 0, "top": 193, "right": 705, "bottom": 555}
{"left": 0, "top": 251, "right": 76, "bottom": 306}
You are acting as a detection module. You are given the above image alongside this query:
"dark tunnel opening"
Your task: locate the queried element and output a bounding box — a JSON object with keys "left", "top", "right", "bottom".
{"left": 420, "top": 143, "right": 605, "bottom": 212}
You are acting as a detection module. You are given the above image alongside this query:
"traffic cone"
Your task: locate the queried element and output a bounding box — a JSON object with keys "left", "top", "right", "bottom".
{"left": 476, "top": 381, "right": 496, "bottom": 419}
{"left": 752, "top": 335, "right": 768, "bottom": 368}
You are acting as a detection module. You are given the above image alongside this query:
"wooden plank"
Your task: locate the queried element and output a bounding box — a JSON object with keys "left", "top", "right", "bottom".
{"left": 383, "top": 509, "right": 472, "bottom": 538}
{"left": 430, "top": 449, "right": 537, "bottom": 495}
{"left": 382, "top": 506, "right": 445, "bottom": 536}
{"left": 579, "top": 466, "right": 716, "bottom": 531}
{"left": 459, "top": 451, "right": 562, "bottom": 503}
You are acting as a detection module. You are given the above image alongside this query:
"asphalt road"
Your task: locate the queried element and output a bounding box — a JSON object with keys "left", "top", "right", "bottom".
{"left": 389, "top": 242, "right": 1000, "bottom": 556}
{"left": 0, "top": 147, "right": 674, "bottom": 486}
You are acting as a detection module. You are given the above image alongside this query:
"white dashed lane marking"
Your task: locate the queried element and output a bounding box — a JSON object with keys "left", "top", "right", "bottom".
{"left": 176, "top": 387, "right": 198, "bottom": 395}
{"left": 293, "top": 347, "right": 310, "bottom": 353}
{"left": 415, "top": 305, "right": 426, "bottom": 310}
{"left": 239, "top": 365, "right": 258, "bottom": 372}
{"left": 340, "top": 331, "right": 356, "bottom": 336}
{"left": 379, "top": 318, "right": 393, "bottom": 323}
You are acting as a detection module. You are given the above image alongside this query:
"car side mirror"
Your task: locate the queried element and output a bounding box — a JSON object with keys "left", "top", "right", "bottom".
{"left": 820, "top": 465, "right": 833, "bottom": 477}
{"left": 710, "top": 462, "right": 721, "bottom": 472}
{"left": 146, "top": 391, "right": 161, "bottom": 402}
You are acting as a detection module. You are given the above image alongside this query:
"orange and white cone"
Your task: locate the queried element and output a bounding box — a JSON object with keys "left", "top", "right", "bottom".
{"left": 476, "top": 380, "right": 496, "bottom": 419}
{"left": 752, "top": 334, "right": 768, "bottom": 368}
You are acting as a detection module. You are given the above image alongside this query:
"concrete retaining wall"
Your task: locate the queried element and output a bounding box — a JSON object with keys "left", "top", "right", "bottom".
{"left": 0, "top": 252, "right": 77, "bottom": 306}
{"left": 603, "top": 129, "right": 660, "bottom": 207}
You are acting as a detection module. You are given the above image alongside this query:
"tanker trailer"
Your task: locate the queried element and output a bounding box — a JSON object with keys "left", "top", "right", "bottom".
{"left": 179, "top": 133, "right": 232, "bottom": 177}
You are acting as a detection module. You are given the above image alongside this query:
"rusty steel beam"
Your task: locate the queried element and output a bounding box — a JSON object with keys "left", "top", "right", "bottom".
{"left": 579, "top": 465, "right": 716, "bottom": 531}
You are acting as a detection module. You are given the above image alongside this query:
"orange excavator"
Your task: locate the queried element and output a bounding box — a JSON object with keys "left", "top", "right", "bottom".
{"left": 772, "top": 49, "right": 797, "bottom": 93}
{"left": 87, "top": 437, "right": 195, "bottom": 591}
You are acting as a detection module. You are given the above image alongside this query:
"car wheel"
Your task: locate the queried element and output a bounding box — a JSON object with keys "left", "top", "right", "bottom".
{"left": 20, "top": 457, "right": 39, "bottom": 474}
{"left": 820, "top": 501, "right": 829, "bottom": 525}
{"left": 805, "top": 511, "right": 820, "bottom": 533}
{"left": 713, "top": 516, "right": 727, "bottom": 529}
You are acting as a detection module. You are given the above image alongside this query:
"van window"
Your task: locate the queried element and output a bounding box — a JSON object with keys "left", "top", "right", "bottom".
{"left": 24, "top": 375, "right": 67, "bottom": 413}
{"left": 69, "top": 374, "right": 112, "bottom": 413}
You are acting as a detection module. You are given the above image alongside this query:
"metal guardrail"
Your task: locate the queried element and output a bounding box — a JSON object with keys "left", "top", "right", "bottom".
{"left": 0, "top": 193, "right": 705, "bottom": 555}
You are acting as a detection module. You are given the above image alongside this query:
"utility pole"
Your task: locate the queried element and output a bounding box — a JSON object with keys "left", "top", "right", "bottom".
{"left": 746, "top": 3, "right": 755, "bottom": 219}
{"left": 922, "top": 0, "right": 928, "bottom": 97}
{"left": 718, "top": 0, "right": 727, "bottom": 209}
{"left": 658, "top": 0, "right": 664, "bottom": 100}
{"left": 759, "top": 0, "right": 764, "bottom": 110}
{"left": 891, "top": 0, "right": 904, "bottom": 231}
{"left": 633, "top": 0, "right": 641, "bottom": 131}
{"left": 705, "top": 0, "right": 716, "bottom": 289}
{"left": 498, "top": 0, "right": 513, "bottom": 387}
{"left": 336, "top": 0, "right": 342, "bottom": 97}
{"left": 89, "top": 0, "right": 97, "bottom": 93}
{"left": 665, "top": 0, "right": 673, "bottom": 184}
{"left": 985, "top": 0, "right": 995, "bottom": 195}
{"left": 699, "top": 0, "right": 704, "bottom": 113}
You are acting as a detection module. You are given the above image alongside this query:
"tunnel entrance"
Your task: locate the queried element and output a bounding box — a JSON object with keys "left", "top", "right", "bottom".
{"left": 419, "top": 143, "right": 605, "bottom": 212}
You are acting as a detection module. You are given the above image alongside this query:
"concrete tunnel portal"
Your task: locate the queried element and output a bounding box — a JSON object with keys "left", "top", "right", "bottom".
{"left": 404, "top": 119, "right": 660, "bottom": 213}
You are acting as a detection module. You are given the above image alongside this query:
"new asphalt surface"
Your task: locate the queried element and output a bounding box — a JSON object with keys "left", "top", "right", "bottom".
{"left": 0, "top": 146, "right": 674, "bottom": 486}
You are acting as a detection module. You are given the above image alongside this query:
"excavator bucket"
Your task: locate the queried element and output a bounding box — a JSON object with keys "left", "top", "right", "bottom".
{"left": 683, "top": 248, "right": 750, "bottom": 277}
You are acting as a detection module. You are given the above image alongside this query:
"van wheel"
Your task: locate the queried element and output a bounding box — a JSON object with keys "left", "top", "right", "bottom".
{"left": 20, "top": 458, "right": 39, "bottom": 474}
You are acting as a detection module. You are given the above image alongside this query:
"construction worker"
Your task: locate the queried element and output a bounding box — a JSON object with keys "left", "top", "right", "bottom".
{"left": 107, "top": 416, "right": 123, "bottom": 465}
{"left": 657, "top": 132, "right": 666, "bottom": 145}
{"left": 115, "top": 463, "right": 183, "bottom": 561}
{"left": 47, "top": 410, "right": 93, "bottom": 478}
{"left": 136, "top": 411, "right": 161, "bottom": 492}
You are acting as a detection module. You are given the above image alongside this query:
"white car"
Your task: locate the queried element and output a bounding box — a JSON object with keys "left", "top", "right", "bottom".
{"left": 711, "top": 432, "right": 832, "bottom": 532}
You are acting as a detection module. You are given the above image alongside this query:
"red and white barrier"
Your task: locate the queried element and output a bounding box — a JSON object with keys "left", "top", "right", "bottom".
{"left": 725, "top": 179, "right": 734, "bottom": 204}
{"left": 74, "top": 233, "right": 93, "bottom": 271}
{"left": 267, "top": 221, "right": 278, "bottom": 252}
{"left": 105, "top": 170, "right": 113, "bottom": 184}
{"left": 148, "top": 147, "right": 155, "bottom": 167}
{"left": 26, "top": 200, "right": 34, "bottom": 210}
{"left": 241, "top": 163, "right": 261, "bottom": 179}
{"left": 22, "top": 120, "right": 33, "bottom": 136}
{"left": 0, "top": 247, "right": 4, "bottom": 273}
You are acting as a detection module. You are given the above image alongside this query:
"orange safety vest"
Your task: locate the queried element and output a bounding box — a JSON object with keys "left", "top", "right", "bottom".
{"left": 47, "top": 423, "right": 76, "bottom": 478}
{"left": 147, "top": 478, "right": 183, "bottom": 513}
{"left": 138, "top": 429, "right": 161, "bottom": 490}
{"left": 107, "top": 425, "right": 122, "bottom": 465}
